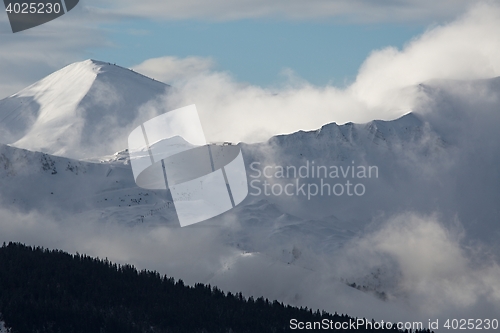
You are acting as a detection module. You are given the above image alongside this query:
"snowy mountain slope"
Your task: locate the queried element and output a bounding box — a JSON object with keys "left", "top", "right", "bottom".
{"left": 1, "top": 92, "right": 497, "bottom": 256}
{"left": 0, "top": 105, "right": 466, "bottom": 271}
{"left": 242, "top": 112, "right": 450, "bottom": 227}
{"left": 0, "top": 60, "right": 169, "bottom": 159}
{"left": 0, "top": 108, "right": 445, "bottom": 224}
{"left": 0, "top": 107, "right": 447, "bottom": 261}
{"left": 0, "top": 142, "right": 180, "bottom": 230}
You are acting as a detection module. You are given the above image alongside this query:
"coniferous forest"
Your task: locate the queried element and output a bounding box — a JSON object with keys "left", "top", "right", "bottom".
{"left": 0, "top": 243, "right": 433, "bottom": 333}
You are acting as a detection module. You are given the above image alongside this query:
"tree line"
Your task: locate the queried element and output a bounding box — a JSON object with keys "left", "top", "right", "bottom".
{"left": 0, "top": 242, "right": 433, "bottom": 333}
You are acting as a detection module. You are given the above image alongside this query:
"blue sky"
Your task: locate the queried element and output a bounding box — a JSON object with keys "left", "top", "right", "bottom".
{"left": 90, "top": 19, "right": 424, "bottom": 87}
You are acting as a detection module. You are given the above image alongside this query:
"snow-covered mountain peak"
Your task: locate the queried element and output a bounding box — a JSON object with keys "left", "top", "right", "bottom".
{"left": 0, "top": 59, "right": 169, "bottom": 159}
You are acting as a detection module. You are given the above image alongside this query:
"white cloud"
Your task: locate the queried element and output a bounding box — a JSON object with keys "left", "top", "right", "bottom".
{"left": 351, "top": 3, "right": 500, "bottom": 110}
{"left": 132, "top": 3, "right": 500, "bottom": 144}
{"left": 132, "top": 56, "right": 215, "bottom": 84}
{"left": 97, "top": 0, "right": 483, "bottom": 23}
{"left": 337, "top": 213, "right": 500, "bottom": 317}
